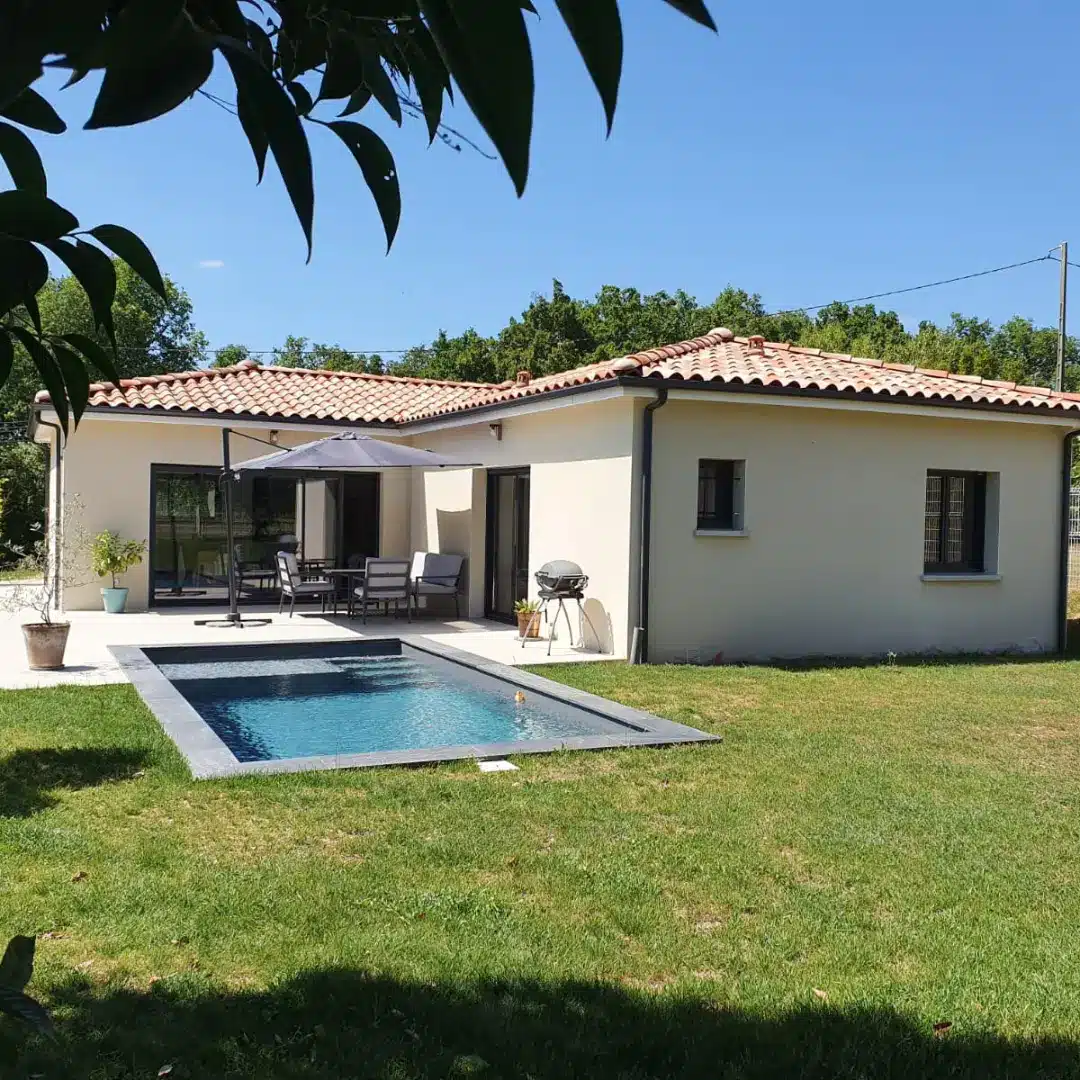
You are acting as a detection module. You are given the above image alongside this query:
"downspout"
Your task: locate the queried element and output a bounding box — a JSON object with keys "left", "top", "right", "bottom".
{"left": 35, "top": 414, "right": 63, "bottom": 611}
{"left": 1057, "top": 428, "right": 1080, "bottom": 654}
{"left": 634, "top": 388, "right": 668, "bottom": 664}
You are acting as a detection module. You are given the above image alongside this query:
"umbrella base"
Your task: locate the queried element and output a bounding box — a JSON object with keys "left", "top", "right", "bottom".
{"left": 193, "top": 613, "right": 273, "bottom": 629}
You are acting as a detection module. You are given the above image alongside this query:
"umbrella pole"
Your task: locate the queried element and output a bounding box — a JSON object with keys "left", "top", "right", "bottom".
{"left": 222, "top": 427, "right": 241, "bottom": 625}
{"left": 194, "top": 427, "right": 271, "bottom": 628}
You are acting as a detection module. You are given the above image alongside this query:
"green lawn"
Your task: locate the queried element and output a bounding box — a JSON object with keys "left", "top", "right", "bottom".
{"left": 3, "top": 659, "right": 1080, "bottom": 1077}
{"left": 0, "top": 567, "right": 40, "bottom": 583}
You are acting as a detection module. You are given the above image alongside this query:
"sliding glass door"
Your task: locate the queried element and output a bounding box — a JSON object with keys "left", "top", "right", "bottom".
{"left": 485, "top": 468, "right": 530, "bottom": 621}
{"left": 151, "top": 466, "right": 298, "bottom": 605}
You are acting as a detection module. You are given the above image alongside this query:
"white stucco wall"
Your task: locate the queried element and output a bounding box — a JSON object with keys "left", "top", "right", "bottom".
{"left": 409, "top": 395, "right": 639, "bottom": 656}
{"left": 647, "top": 398, "right": 1071, "bottom": 662}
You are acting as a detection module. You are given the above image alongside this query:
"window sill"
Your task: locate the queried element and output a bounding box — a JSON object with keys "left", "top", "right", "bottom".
{"left": 694, "top": 528, "right": 749, "bottom": 538}
{"left": 920, "top": 573, "right": 1001, "bottom": 583}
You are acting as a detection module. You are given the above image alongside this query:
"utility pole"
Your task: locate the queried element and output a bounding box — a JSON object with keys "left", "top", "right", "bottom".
{"left": 1058, "top": 241, "right": 1068, "bottom": 392}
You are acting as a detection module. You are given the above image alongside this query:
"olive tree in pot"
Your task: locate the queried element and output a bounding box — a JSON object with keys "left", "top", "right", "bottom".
{"left": 91, "top": 531, "right": 146, "bottom": 614}
{"left": 1, "top": 497, "right": 89, "bottom": 670}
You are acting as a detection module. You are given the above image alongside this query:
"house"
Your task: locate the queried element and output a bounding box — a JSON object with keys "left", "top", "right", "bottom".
{"left": 30, "top": 328, "right": 1080, "bottom": 662}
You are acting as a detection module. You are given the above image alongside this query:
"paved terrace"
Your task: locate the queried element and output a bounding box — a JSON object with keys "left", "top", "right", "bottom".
{"left": 0, "top": 588, "right": 608, "bottom": 690}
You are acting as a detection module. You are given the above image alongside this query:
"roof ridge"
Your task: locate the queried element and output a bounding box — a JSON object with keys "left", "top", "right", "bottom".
{"left": 78, "top": 361, "right": 502, "bottom": 396}
{"left": 623, "top": 331, "right": 728, "bottom": 367}
{"left": 263, "top": 364, "right": 500, "bottom": 389}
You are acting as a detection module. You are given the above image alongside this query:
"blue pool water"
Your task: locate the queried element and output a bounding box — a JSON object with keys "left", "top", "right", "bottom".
{"left": 157, "top": 645, "right": 626, "bottom": 762}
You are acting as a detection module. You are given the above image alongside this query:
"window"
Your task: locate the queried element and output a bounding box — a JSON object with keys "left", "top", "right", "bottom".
{"left": 923, "top": 470, "right": 987, "bottom": 573}
{"left": 697, "top": 459, "right": 744, "bottom": 531}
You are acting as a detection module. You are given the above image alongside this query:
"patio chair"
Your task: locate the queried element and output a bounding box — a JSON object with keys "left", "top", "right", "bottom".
{"left": 409, "top": 552, "right": 464, "bottom": 618}
{"left": 234, "top": 546, "right": 277, "bottom": 596}
{"left": 351, "top": 557, "right": 411, "bottom": 624}
{"left": 276, "top": 551, "right": 334, "bottom": 616}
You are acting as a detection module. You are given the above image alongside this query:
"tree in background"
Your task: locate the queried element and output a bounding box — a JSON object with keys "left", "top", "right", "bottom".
{"left": 373, "top": 279, "right": 1080, "bottom": 391}
{"left": 271, "top": 336, "right": 385, "bottom": 374}
{"left": 0, "top": 263, "right": 204, "bottom": 564}
{"left": 210, "top": 344, "right": 253, "bottom": 369}
{"left": 0, "top": 262, "right": 205, "bottom": 423}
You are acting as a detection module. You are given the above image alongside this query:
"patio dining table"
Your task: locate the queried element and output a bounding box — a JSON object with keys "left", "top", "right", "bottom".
{"left": 321, "top": 566, "right": 367, "bottom": 615}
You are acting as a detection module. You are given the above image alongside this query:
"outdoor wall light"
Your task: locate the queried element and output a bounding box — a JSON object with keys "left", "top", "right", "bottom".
{"left": 489, "top": 422, "right": 503, "bottom": 441}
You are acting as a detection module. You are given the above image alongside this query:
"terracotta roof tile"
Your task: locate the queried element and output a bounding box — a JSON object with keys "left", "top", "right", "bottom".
{"left": 34, "top": 333, "right": 1080, "bottom": 423}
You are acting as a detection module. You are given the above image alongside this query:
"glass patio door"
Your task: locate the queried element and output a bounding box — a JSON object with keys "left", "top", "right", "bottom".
{"left": 485, "top": 468, "right": 530, "bottom": 621}
{"left": 150, "top": 466, "right": 298, "bottom": 605}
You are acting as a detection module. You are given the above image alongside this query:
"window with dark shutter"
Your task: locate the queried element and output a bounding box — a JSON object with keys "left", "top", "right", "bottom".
{"left": 697, "top": 459, "right": 738, "bottom": 530}
{"left": 923, "top": 470, "right": 987, "bottom": 573}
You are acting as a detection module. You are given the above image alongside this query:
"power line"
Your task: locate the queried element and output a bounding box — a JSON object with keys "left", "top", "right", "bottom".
{"left": 82, "top": 250, "right": 1064, "bottom": 357}
{"left": 768, "top": 254, "right": 1056, "bottom": 317}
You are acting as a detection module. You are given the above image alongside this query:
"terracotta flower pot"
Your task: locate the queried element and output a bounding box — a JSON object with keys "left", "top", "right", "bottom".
{"left": 517, "top": 611, "right": 540, "bottom": 639}
{"left": 22, "top": 622, "right": 71, "bottom": 670}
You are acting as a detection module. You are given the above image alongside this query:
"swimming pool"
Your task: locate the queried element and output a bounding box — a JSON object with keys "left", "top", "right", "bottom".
{"left": 112, "top": 637, "right": 718, "bottom": 778}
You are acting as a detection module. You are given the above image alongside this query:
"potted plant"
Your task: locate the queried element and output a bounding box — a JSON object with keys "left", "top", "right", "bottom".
{"left": 90, "top": 531, "right": 146, "bottom": 613}
{"left": 514, "top": 598, "right": 541, "bottom": 639}
{"left": 2, "top": 496, "right": 90, "bottom": 670}
{"left": 2, "top": 540, "right": 71, "bottom": 669}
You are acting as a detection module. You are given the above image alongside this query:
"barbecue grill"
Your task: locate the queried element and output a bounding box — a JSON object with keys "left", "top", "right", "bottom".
{"left": 521, "top": 560, "right": 601, "bottom": 655}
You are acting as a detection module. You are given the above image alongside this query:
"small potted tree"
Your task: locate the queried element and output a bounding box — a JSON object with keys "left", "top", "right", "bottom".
{"left": 2, "top": 497, "right": 90, "bottom": 669}
{"left": 90, "top": 531, "right": 146, "bottom": 613}
{"left": 2, "top": 539, "right": 72, "bottom": 670}
{"left": 514, "top": 598, "right": 541, "bottom": 639}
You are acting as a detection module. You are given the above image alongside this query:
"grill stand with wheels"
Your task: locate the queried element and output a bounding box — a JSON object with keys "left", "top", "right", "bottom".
{"left": 520, "top": 560, "right": 601, "bottom": 657}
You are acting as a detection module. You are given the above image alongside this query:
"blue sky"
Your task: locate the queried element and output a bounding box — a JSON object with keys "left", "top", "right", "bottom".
{"left": 32, "top": 0, "right": 1080, "bottom": 357}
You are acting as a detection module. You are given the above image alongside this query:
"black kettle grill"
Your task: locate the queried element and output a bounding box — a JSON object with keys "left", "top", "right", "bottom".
{"left": 522, "top": 560, "right": 600, "bottom": 655}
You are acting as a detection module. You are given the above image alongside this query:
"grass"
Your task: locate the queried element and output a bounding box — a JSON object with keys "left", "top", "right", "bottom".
{"left": 0, "top": 566, "right": 40, "bottom": 583}
{"left": 3, "top": 659, "right": 1080, "bottom": 1076}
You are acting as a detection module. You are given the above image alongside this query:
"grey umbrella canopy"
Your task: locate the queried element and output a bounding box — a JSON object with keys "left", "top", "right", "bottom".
{"left": 236, "top": 431, "right": 480, "bottom": 472}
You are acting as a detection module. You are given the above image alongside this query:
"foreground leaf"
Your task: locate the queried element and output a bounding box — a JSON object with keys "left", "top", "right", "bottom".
{"left": 88, "top": 224, "right": 167, "bottom": 301}
{"left": 52, "top": 343, "right": 91, "bottom": 419}
{"left": 419, "top": 0, "right": 534, "bottom": 195}
{"left": 359, "top": 45, "right": 402, "bottom": 126}
{"left": 80, "top": 0, "right": 187, "bottom": 70}
{"left": 0, "top": 122, "right": 47, "bottom": 193}
{"left": 328, "top": 122, "right": 400, "bottom": 251}
{"left": 8, "top": 327, "right": 69, "bottom": 433}
{"left": 86, "top": 26, "right": 214, "bottom": 128}
{"left": 61, "top": 332, "right": 121, "bottom": 386}
{"left": 235, "top": 89, "right": 269, "bottom": 183}
{"left": 44, "top": 238, "right": 118, "bottom": 349}
{"left": 0, "top": 190, "right": 78, "bottom": 241}
{"left": 220, "top": 39, "right": 315, "bottom": 259}
{"left": 554, "top": 0, "right": 622, "bottom": 134}
{"left": 0, "top": 332, "right": 12, "bottom": 388}
{"left": 662, "top": 0, "right": 718, "bottom": 30}
{"left": 0, "top": 936, "right": 34, "bottom": 992}
{"left": 0, "top": 236, "right": 49, "bottom": 319}
{"left": 0, "top": 89, "right": 66, "bottom": 134}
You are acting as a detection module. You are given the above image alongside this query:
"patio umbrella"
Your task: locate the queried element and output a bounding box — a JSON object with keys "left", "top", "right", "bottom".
{"left": 237, "top": 431, "right": 474, "bottom": 472}
{"left": 204, "top": 430, "right": 481, "bottom": 628}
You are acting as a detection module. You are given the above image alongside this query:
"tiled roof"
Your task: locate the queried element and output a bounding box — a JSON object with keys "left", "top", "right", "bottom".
{"left": 42, "top": 360, "right": 494, "bottom": 424}
{"left": 36, "top": 331, "right": 1080, "bottom": 424}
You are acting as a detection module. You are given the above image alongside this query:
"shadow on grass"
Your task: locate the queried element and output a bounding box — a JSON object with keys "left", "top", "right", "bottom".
{"left": 0, "top": 747, "right": 149, "bottom": 817}
{"left": 14, "top": 971, "right": 1080, "bottom": 1079}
